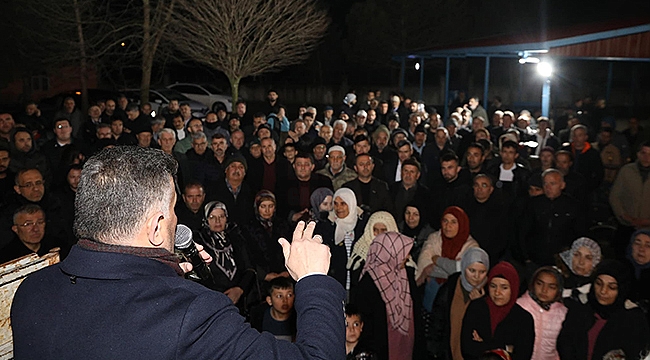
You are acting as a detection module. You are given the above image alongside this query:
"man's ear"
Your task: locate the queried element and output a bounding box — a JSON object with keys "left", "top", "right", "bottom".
{"left": 11, "top": 225, "right": 18, "bottom": 235}
{"left": 14, "top": 185, "right": 21, "bottom": 195}
{"left": 266, "top": 296, "right": 272, "bottom": 306}
{"left": 147, "top": 212, "right": 165, "bottom": 247}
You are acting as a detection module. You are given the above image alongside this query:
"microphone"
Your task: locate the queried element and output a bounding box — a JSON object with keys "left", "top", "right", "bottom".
{"left": 175, "top": 224, "right": 215, "bottom": 287}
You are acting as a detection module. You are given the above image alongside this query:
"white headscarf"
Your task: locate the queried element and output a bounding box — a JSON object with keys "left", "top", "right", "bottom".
{"left": 332, "top": 188, "right": 359, "bottom": 245}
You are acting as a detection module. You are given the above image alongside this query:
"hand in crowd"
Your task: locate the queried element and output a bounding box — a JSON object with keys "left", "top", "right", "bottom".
{"left": 472, "top": 330, "right": 484, "bottom": 342}
{"left": 264, "top": 271, "right": 290, "bottom": 282}
{"left": 290, "top": 209, "right": 309, "bottom": 223}
{"left": 469, "top": 286, "right": 485, "bottom": 300}
{"left": 179, "top": 243, "right": 212, "bottom": 274}
{"left": 278, "top": 221, "right": 330, "bottom": 280}
{"left": 224, "top": 286, "right": 244, "bottom": 304}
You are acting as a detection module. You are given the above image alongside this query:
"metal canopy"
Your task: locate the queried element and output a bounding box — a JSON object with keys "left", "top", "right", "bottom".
{"left": 393, "top": 20, "right": 650, "bottom": 118}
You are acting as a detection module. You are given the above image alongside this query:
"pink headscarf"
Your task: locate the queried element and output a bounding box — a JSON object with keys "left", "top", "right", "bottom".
{"left": 360, "top": 232, "right": 414, "bottom": 360}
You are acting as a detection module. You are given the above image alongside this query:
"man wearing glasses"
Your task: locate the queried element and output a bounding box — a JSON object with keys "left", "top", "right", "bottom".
{"left": 0, "top": 168, "right": 69, "bottom": 254}
{"left": 0, "top": 204, "right": 62, "bottom": 264}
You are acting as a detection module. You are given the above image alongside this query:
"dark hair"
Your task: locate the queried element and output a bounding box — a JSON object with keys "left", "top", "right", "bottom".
{"left": 15, "top": 168, "right": 43, "bottom": 186}
{"left": 345, "top": 303, "right": 363, "bottom": 322}
{"left": 184, "top": 181, "right": 204, "bottom": 194}
{"left": 353, "top": 135, "right": 370, "bottom": 145}
{"left": 212, "top": 133, "right": 227, "bottom": 141}
{"left": 555, "top": 149, "right": 574, "bottom": 162}
{"left": 501, "top": 140, "right": 518, "bottom": 151}
{"left": 638, "top": 140, "right": 650, "bottom": 152}
{"left": 74, "top": 146, "right": 177, "bottom": 244}
{"left": 253, "top": 112, "right": 266, "bottom": 119}
{"left": 13, "top": 204, "right": 45, "bottom": 224}
{"left": 467, "top": 142, "right": 485, "bottom": 154}
{"left": 267, "top": 277, "right": 294, "bottom": 296}
{"left": 402, "top": 157, "right": 421, "bottom": 172}
{"left": 294, "top": 152, "right": 313, "bottom": 164}
{"left": 53, "top": 117, "right": 71, "bottom": 127}
{"left": 440, "top": 152, "right": 459, "bottom": 164}
{"left": 125, "top": 103, "right": 140, "bottom": 112}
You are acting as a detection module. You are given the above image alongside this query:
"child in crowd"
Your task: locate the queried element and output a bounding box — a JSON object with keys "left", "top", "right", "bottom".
{"left": 251, "top": 277, "right": 296, "bottom": 342}
{"left": 345, "top": 304, "right": 374, "bottom": 360}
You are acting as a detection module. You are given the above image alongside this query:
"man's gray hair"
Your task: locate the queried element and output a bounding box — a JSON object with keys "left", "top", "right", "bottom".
{"left": 192, "top": 131, "right": 207, "bottom": 141}
{"left": 74, "top": 146, "right": 177, "bottom": 244}
{"left": 13, "top": 204, "right": 45, "bottom": 224}
{"left": 159, "top": 128, "right": 175, "bottom": 137}
{"left": 333, "top": 119, "right": 347, "bottom": 131}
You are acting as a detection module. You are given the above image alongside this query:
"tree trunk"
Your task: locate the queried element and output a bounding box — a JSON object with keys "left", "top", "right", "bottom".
{"left": 229, "top": 76, "right": 241, "bottom": 105}
{"left": 73, "top": 0, "right": 89, "bottom": 115}
{"left": 140, "top": 0, "right": 152, "bottom": 105}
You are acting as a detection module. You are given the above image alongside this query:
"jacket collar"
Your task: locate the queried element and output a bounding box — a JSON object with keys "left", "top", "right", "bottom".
{"left": 60, "top": 245, "right": 178, "bottom": 280}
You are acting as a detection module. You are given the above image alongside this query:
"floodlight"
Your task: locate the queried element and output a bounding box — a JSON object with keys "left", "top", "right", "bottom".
{"left": 537, "top": 62, "right": 552, "bottom": 77}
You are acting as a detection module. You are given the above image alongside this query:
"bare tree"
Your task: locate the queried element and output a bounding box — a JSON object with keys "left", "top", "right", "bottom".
{"left": 13, "top": 0, "right": 137, "bottom": 111}
{"left": 139, "top": 0, "right": 176, "bottom": 104}
{"left": 171, "top": 0, "right": 330, "bottom": 102}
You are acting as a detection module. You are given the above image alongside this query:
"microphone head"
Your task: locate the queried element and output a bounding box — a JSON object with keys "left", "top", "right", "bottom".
{"left": 174, "top": 224, "right": 193, "bottom": 249}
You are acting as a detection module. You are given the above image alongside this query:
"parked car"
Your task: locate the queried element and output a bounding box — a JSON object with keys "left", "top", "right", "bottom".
{"left": 166, "top": 83, "right": 233, "bottom": 112}
{"left": 121, "top": 88, "right": 208, "bottom": 118}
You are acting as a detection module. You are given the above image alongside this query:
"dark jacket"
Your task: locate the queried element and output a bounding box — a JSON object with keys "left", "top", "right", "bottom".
{"left": 461, "top": 299, "right": 534, "bottom": 360}
{"left": 315, "top": 211, "right": 369, "bottom": 289}
{"left": 429, "top": 272, "right": 462, "bottom": 360}
{"left": 350, "top": 267, "right": 426, "bottom": 360}
{"left": 342, "top": 177, "right": 393, "bottom": 214}
{"left": 557, "top": 302, "right": 650, "bottom": 360}
{"left": 207, "top": 178, "right": 254, "bottom": 226}
{"left": 11, "top": 245, "right": 346, "bottom": 359}
{"left": 562, "top": 144, "right": 604, "bottom": 195}
{"left": 519, "top": 193, "right": 587, "bottom": 266}
{"left": 243, "top": 217, "right": 292, "bottom": 283}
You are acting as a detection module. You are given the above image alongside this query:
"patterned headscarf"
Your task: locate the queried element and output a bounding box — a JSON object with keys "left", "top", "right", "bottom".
{"left": 360, "top": 232, "right": 414, "bottom": 335}
{"left": 348, "top": 211, "right": 399, "bottom": 270}
{"left": 627, "top": 229, "right": 650, "bottom": 278}
{"left": 560, "top": 237, "right": 602, "bottom": 276}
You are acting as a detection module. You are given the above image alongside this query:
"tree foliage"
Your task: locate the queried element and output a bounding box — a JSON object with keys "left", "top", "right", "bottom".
{"left": 171, "top": 0, "right": 330, "bottom": 101}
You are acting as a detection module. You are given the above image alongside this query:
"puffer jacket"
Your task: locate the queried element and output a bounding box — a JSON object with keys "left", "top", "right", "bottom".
{"left": 516, "top": 292, "right": 567, "bottom": 360}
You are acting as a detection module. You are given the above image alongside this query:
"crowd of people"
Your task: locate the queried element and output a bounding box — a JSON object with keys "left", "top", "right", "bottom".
{"left": 2, "top": 88, "right": 650, "bottom": 360}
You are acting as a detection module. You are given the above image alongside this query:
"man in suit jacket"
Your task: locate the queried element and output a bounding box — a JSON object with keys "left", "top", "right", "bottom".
{"left": 11, "top": 146, "right": 345, "bottom": 360}
{"left": 343, "top": 153, "right": 392, "bottom": 214}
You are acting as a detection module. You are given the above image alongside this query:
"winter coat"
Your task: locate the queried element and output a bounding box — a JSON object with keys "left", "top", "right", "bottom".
{"left": 516, "top": 292, "right": 567, "bottom": 360}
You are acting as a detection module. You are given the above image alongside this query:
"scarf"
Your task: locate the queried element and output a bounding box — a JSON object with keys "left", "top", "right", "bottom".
{"left": 360, "top": 232, "right": 414, "bottom": 359}
{"left": 559, "top": 237, "right": 602, "bottom": 277}
{"left": 460, "top": 247, "right": 490, "bottom": 292}
{"left": 201, "top": 201, "right": 237, "bottom": 280}
{"left": 485, "top": 262, "right": 520, "bottom": 336}
{"left": 627, "top": 229, "right": 650, "bottom": 278}
{"left": 528, "top": 267, "right": 564, "bottom": 311}
{"left": 587, "top": 260, "right": 632, "bottom": 319}
{"left": 310, "top": 187, "right": 333, "bottom": 220}
{"left": 348, "top": 211, "right": 399, "bottom": 270}
{"left": 400, "top": 201, "right": 425, "bottom": 238}
{"left": 77, "top": 238, "right": 184, "bottom": 276}
{"left": 332, "top": 188, "right": 359, "bottom": 245}
{"left": 440, "top": 206, "right": 471, "bottom": 259}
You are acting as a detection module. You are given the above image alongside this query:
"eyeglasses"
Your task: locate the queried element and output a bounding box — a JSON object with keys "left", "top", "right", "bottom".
{"left": 19, "top": 180, "right": 44, "bottom": 188}
{"left": 16, "top": 220, "right": 46, "bottom": 228}
{"left": 56, "top": 124, "right": 70, "bottom": 129}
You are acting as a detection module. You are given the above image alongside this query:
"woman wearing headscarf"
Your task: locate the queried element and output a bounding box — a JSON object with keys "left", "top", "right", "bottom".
{"left": 558, "top": 237, "right": 602, "bottom": 306}
{"left": 516, "top": 266, "right": 567, "bottom": 360}
{"left": 430, "top": 248, "right": 490, "bottom": 360}
{"left": 558, "top": 260, "right": 650, "bottom": 360}
{"left": 398, "top": 200, "right": 435, "bottom": 261}
{"left": 243, "top": 190, "right": 292, "bottom": 288}
{"left": 461, "top": 261, "right": 534, "bottom": 360}
{"left": 315, "top": 187, "right": 368, "bottom": 291}
{"left": 309, "top": 187, "right": 333, "bottom": 223}
{"left": 626, "top": 229, "right": 650, "bottom": 308}
{"left": 193, "top": 201, "right": 257, "bottom": 311}
{"left": 347, "top": 211, "right": 399, "bottom": 271}
{"left": 351, "top": 232, "right": 425, "bottom": 360}
{"left": 416, "top": 206, "right": 479, "bottom": 310}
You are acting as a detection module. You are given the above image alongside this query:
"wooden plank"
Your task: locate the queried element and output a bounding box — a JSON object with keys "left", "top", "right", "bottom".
{"left": 0, "top": 249, "right": 60, "bottom": 359}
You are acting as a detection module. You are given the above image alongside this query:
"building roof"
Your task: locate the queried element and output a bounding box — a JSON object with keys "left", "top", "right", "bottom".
{"left": 394, "top": 18, "right": 650, "bottom": 61}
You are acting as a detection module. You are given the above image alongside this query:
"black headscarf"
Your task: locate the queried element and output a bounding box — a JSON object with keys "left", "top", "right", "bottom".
{"left": 587, "top": 259, "right": 633, "bottom": 319}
